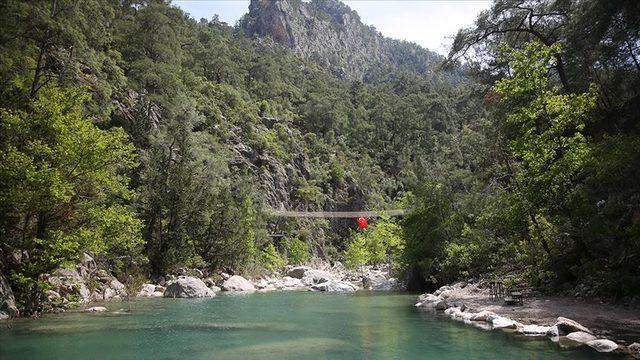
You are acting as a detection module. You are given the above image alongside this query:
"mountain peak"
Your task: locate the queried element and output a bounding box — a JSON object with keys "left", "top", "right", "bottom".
{"left": 242, "top": 0, "right": 440, "bottom": 80}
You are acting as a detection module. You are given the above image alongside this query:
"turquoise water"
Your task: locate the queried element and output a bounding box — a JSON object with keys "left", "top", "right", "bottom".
{"left": 0, "top": 292, "right": 618, "bottom": 359}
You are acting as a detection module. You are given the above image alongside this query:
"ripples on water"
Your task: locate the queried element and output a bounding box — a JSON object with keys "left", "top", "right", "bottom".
{"left": 0, "top": 292, "right": 620, "bottom": 359}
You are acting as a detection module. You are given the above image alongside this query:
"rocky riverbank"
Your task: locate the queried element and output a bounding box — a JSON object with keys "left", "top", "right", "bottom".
{"left": 416, "top": 279, "right": 640, "bottom": 358}
{"left": 0, "top": 254, "right": 399, "bottom": 319}
{"left": 142, "top": 262, "right": 400, "bottom": 299}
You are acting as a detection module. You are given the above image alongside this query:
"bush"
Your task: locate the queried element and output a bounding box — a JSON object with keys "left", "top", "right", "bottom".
{"left": 344, "top": 217, "right": 404, "bottom": 269}
{"left": 259, "top": 243, "right": 285, "bottom": 272}
{"left": 283, "top": 237, "right": 310, "bottom": 264}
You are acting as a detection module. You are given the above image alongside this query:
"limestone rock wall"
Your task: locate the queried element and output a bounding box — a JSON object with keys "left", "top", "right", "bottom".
{"left": 242, "top": 0, "right": 441, "bottom": 80}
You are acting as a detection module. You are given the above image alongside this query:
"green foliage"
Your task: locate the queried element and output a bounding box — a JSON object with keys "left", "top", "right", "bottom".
{"left": 0, "top": 87, "right": 142, "bottom": 313}
{"left": 344, "top": 234, "right": 368, "bottom": 269}
{"left": 401, "top": 183, "right": 461, "bottom": 285}
{"left": 283, "top": 237, "right": 310, "bottom": 264}
{"left": 259, "top": 243, "right": 286, "bottom": 272}
{"left": 494, "top": 42, "right": 597, "bottom": 214}
{"left": 345, "top": 217, "right": 404, "bottom": 269}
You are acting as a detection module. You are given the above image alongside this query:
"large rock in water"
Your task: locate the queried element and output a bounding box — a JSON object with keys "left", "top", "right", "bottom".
{"left": 565, "top": 331, "right": 597, "bottom": 344}
{"left": 628, "top": 342, "right": 640, "bottom": 355}
{"left": 362, "top": 274, "right": 397, "bottom": 291}
{"left": 470, "top": 310, "right": 497, "bottom": 322}
{"left": 587, "top": 339, "right": 618, "bottom": 352}
{"left": 415, "top": 293, "right": 440, "bottom": 307}
{"left": 491, "top": 316, "right": 518, "bottom": 329}
{"left": 0, "top": 274, "right": 19, "bottom": 319}
{"left": 138, "top": 284, "right": 157, "bottom": 297}
{"left": 164, "top": 277, "right": 216, "bottom": 298}
{"left": 85, "top": 306, "right": 107, "bottom": 313}
{"left": 521, "top": 325, "right": 550, "bottom": 336}
{"left": 222, "top": 275, "right": 255, "bottom": 292}
{"left": 555, "top": 317, "right": 592, "bottom": 335}
{"left": 311, "top": 280, "right": 357, "bottom": 293}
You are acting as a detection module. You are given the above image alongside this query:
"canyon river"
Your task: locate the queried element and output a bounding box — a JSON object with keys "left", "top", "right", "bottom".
{"left": 0, "top": 292, "right": 618, "bottom": 359}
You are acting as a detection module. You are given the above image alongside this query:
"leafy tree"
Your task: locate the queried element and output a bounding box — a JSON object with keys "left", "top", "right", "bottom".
{"left": 283, "top": 237, "right": 310, "bottom": 264}
{"left": 493, "top": 42, "right": 597, "bottom": 264}
{"left": 0, "top": 87, "right": 141, "bottom": 313}
{"left": 259, "top": 243, "right": 285, "bottom": 272}
{"left": 344, "top": 217, "right": 404, "bottom": 269}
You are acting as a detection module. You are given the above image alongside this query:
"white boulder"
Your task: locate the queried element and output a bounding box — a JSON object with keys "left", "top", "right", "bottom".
{"left": 470, "top": 310, "right": 497, "bottom": 322}
{"left": 222, "top": 275, "right": 255, "bottom": 292}
{"left": 302, "top": 269, "right": 335, "bottom": 285}
{"left": 555, "top": 317, "right": 592, "bottom": 335}
{"left": 521, "top": 324, "right": 550, "bottom": 336}
{"left": 85, "top": 306, "right": 107, "bottom": 313}
{"left": 565, "top": 331, "right": 597, "bottom": 344}
{"left": 491, "top": 316, "right": 518, "bottom": 329}
{"left": 164, "top": 276, "right": 216, "bottom": 298}
{"left": 362, "top": 274, "right": 397, "bottom": 291}
{"left": 138, "top": 284, "right": 157, "bottom": 297}
{"left": 586, "top": 339, "right": 618, "bottom": 352}
{"left": 110, "top": 279, "right": 125, "bottom": 292}
{"left": 311, "top": 280, "right": 357, "bottom": 293}
{"left": 546, "top": 325, "right": 559, "bottom": 337}
{"left": 415, "top": 293, "right": 439, "bottom": 307}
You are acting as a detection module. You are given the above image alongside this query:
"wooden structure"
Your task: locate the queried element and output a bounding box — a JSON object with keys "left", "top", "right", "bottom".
{"left": 266, "top": 209, "right": 407, "bottom": 218}
{"left": 504, "top": 290, "right": 524, "bottom": 306}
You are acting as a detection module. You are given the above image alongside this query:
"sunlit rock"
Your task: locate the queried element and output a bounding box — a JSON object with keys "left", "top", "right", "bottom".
{"left": 164, "top": 276, "right": 216, "bottom": 298}
{"left": 565, "top": 331, "right": 597, "bottom": 344}
{"left": 555, "top": 317, "right": 592, "bottom": 335}
{"left": 222, "top": 275, "right": 255, "bottom": 292}
{"left": 587, "top": 339, "right": 618, "bottom": 352}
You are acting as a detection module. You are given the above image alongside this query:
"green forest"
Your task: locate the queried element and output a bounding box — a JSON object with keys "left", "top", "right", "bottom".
{"left": 1, "top": 0, "right": 638, "bottom": 315}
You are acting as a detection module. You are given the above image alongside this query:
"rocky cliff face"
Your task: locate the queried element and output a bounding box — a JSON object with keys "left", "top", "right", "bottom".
{"left": 0, "top": 274, "right": 18, "bottom": 319}
{"left": 242, "top": 0, "right": 441, "bottom": 80}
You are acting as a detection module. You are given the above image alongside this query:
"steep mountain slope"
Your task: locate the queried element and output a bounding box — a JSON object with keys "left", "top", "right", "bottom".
{"left": 241, "top": 0, "right": 442, "bottom": 80}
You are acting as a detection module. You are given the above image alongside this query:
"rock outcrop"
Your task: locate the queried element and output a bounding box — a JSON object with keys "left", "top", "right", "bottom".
{"left": 565, "top": 331, "right": 597, "bottom": 344}
{"left": 301, "top": 269, "right": 335, "bottom": 285}
{"left": 586, "top": 339, "right": 618, "bottom": 352}
{"left": 311, "top": 280, "right": 357, "bottom": 293}
{"left": 628, "top": 342, "right": 640, "bottom": 354}
{"left": 0, "top": 274, "right": 19, "bottom": 319}
{"left": 164, "top": 277, "right": 217, "bottom": 298}
{"left": 138, "top": 284, "right": 164, "bottom": 297}
{"left": 554, "top": 317, "right": 593, "bottom": 336}
{"left": 521, "top": 324, "right": 550, "bottom": 336}
{"left": 241, "top": 0, "right": 440, "bottom": 80}
{"left": 362, "top": 272, "right": 398, "bottom": 291}
{"left": 85, "top": 306, "right": 107, "bottom": 313}
{"left": 286, "top": 266, "right": 311, "bottom": 279}
{"left": 221, "top": 275, "right": 256, "bottom": 293}
{"left": 46, "top": 254, "right": 128, "bottom": 307}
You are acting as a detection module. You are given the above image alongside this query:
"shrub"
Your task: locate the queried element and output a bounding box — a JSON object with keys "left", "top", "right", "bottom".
{"left": 344, "top": 217, "right": 404, "bottom": 269}
{"left": 260, "top": 243, "right": 285, "bottom": 272}
{"left": 283, "top": 237, "right": 310, "bottom": 264}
